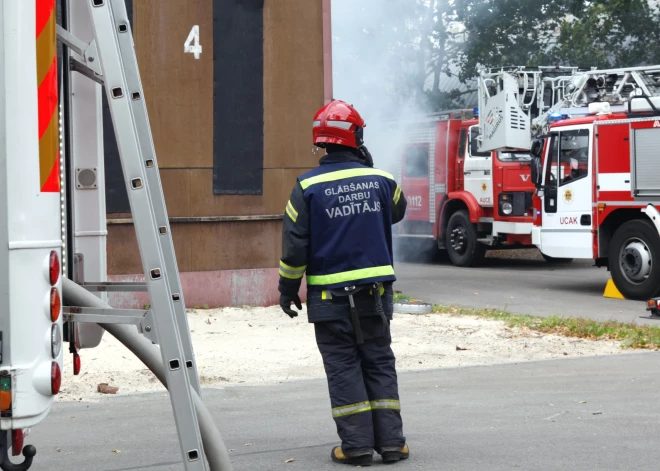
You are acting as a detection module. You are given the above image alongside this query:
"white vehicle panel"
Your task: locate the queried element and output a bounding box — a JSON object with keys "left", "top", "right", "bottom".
{"left": 539, "top": 124, "right": 594, "bottom": 259}
{"left": 0, "top": 0, "right": 63, "bottom": 429}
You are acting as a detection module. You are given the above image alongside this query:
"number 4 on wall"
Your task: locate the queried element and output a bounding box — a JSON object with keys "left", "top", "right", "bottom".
{"left": 184, "top": 25, "right": 202, "bottom": 59}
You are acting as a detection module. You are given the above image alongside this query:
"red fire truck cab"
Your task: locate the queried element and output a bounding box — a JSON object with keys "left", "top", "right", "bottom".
{"left": 392, "top": 110, "right": 548, "bottom": 267}
{"left": 530, "top": 100, "right": 660, "bottom": 300}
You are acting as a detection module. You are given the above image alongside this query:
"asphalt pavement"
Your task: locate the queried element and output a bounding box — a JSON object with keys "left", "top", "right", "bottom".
{"left": 26, "top": 352, "right": 660, "bottom": 470}
{"left": 392, "top": 252, "right": 652, "bottom": 324}
{"left": 22, "top": 251, "right": 660, "bottom": 470}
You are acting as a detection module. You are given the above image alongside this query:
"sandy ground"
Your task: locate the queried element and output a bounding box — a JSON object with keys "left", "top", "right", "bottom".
{"left": 58, "top": 305, "right": 640, "bottom": 402}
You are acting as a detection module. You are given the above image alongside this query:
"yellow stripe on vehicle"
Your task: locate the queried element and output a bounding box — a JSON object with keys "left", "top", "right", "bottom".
{"left": 307, "top": 266, "right": 394, "bottom": 286}
{"left": 300, "top": 168, "right": 395, "bottom": 190}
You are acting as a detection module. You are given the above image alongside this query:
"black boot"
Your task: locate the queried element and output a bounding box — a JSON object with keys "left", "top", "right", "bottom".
{"left": 330, "top": 446, "right": 373, "bottom": 466}
{"left": 381, "top": 444, "right": 410, "bottom": 464}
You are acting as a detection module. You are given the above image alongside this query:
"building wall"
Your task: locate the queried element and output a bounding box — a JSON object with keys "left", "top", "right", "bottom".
{"left": 105, "top": 0, "right": 329, "bottom": 307}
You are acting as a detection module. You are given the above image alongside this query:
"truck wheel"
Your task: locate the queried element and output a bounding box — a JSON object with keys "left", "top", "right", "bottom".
{"left": 446, "top": 210, "right": 486, "bottom": 267}
{"left": 609, "top": 218, "right": 660, "bottom": 300}
{"left": 542, "top": 254, "right": 574, "bottom": 264}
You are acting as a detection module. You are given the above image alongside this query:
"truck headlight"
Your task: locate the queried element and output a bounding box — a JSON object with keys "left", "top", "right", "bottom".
{"left": 502, "top": 202, "right": 513, "bottom": 215}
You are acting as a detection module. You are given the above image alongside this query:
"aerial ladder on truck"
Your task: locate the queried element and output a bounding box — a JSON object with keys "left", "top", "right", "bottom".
{"left": 476, "top": 64, "right": 660, "bottom": 152}
{"left": 475, "top": 64, "right": 660, "bottom": 301}
{"left": 0, "top": 1, "right": 232, "bottom": 469}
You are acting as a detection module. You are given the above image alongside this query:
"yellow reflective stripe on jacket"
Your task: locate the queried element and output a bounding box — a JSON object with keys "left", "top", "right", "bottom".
{"left": 321, "top": 290, "right": 332, "bottom": 300}
{"left": 370, "top": 399, "right": 401, "bottom": 411}
{"left": 299, "top": 168, "right": 395, "bottom": 190}
{"left": 307, "top": 265, "right": 394, "bottom": 286}
{"left": 393, "top": 185, "right": 402, "bottom": 204}
{"left": 285, "top": 200, "right": 298, "bottom": 222}
{"left": 332, "top": 401, "right": 372, "bottom": 418}
{"left": 279, "top": 261, "right": 306, "bottom": 280}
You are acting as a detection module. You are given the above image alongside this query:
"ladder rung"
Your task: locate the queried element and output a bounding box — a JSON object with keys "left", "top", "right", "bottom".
{"left": 63, "top": 306, "right": 148, "bottom": 325}
{"left": 82, "top": 282, "right": 148, "bottom": 292}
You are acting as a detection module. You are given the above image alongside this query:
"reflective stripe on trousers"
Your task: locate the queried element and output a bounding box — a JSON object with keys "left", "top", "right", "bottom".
{"left": 315, "top": 316, "right": 406, "bottom": 455}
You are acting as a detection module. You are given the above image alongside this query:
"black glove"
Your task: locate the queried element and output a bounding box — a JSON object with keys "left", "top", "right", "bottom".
{"left": 357, "top": 146, "right": 374, "bottom": 168}
{"left": 280, "top": 293, "right": 302, "bottom": 318}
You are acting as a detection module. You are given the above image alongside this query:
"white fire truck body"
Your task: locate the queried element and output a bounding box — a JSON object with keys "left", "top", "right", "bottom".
{"left": 0, "top": 0, "right": 64, "bottom": 450}
{"left": 533, "top": 109, "right": 660, "bottom": 299}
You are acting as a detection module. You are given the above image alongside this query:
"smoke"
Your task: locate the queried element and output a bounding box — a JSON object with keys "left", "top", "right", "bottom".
{"left": 330, "top": 0, "right": 428, "bottom": 178}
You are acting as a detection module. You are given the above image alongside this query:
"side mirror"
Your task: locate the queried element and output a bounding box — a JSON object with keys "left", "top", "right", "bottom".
{"left": 531, "top": 139, "right": 544, "bottom": 158}
{"left": 470, "top": 132, "right": 480, "bottom": 157}
{"left": 531, "top": 155, "right": 542, "bottom": 188}
{"left": 530, "top": 139, "right": 543, "bottom": 158}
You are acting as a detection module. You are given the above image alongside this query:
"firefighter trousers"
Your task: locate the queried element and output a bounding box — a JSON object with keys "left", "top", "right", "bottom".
{"left": 314, "top": 315, "right": 406, "bottom": 456}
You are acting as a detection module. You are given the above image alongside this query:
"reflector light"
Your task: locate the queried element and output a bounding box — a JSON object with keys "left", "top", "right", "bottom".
{"left": 73, "top": 353, "right": 81, "bottom": 376}
{"left": 11, "top": 430, "right": 23, "bottom": 457}
{"left": 50, "top": 287, "right": 61, "bottom": 322}
{"left": 51, "top": 362, "right": 61, "bottom": 395}
{"left": 11, "top": 429, "right": 25, "bottom": 456}
{"left": 51, "top": 325, "right": 62, "bottom": 359}
{"left": 49, "top": 251, "right": 60, "bottom": 285}
{"left": 0, "top": 376, "right": 11, "bottom": 412}
{"left": 647, "top": 299, "right": 657, "bottom": 310}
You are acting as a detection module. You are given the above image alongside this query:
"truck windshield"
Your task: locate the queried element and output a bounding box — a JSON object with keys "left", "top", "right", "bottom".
{"left": 404, "top": 145, "right": 429, "bottom": 178}
{"left": 498, "top": 152, "right": 532, "bottom": 162}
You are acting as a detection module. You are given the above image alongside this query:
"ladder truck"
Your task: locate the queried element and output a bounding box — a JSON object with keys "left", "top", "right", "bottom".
{"left": 476, "top": 64, "right": 660, "bottom": 300}
{"left": 391, "top": 68, "right": 583, "bottom": 267}
{"left": 0, "top": 1, "right": 231, "bottom": 469}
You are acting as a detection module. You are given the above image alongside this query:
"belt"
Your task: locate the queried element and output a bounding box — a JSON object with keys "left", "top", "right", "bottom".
{"left": 328, "top": 283, "right": 389, "bottom": 345}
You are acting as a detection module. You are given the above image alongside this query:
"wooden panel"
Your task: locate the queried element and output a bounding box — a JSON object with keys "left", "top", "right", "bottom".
{"left": 107, "top": 221, "right": 282, "bottom": 274}
{"left": 160, "top": 169, "right": 191, "bottom": 217}
{"left": 190, "top": 221, "right": 281, "bottom": 271}
{"left": 107, "top": 223, "right": 193, "bottom": 275}
{"left": 263, "top": 168, "right": 312, "bottom": 214}
{"left": 190, "top": 169, "right": 265, "bottom": 216}
{"left": 133, "top": 0, "right": 213, "bottom": 169}
{"left": 188, "top": 168, "right": 311, "bottom": 217}
{"left": 264, "top": 0, "right": 325, "bottom": 169}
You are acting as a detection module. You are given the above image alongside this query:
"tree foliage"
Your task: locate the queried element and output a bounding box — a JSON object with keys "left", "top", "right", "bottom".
{"left": 332, "top": 0, "right": 660, "bottom": 113}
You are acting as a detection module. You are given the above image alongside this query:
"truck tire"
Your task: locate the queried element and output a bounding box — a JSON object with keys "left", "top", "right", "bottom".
{"left": 609, "top": 218, "right": 660, "bottom": 300}
{"left": 542, "top": 254, "right": 574, "bottom": 264}
{"left": 446, "top": 210, "right": 486, "bottom": 267}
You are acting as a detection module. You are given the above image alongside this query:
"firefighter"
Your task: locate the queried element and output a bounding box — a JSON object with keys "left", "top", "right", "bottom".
{"left": 278, "top": 100, "right": 409, "bottom": 466}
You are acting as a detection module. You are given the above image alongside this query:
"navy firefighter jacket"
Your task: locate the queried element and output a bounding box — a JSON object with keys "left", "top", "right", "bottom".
{"left": 278, "top": 151, "right": 407, "bottom": 316}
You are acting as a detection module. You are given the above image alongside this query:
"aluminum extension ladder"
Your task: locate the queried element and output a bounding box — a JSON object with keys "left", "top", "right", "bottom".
{"left": 56, "top": 0, "right": 206, "bottom": 468}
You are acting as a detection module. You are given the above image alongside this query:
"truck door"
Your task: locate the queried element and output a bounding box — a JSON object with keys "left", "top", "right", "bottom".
{"left": 401, "top": 144, "right": 430, "bottom": 220}
{"left": 540, "top": 128, "right": 593, "bottom": 258}
{"left": 465, "top": 125, "right": 493, "bottom": 207}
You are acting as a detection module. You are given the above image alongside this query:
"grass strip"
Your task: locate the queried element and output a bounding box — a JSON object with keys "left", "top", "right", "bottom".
{"left": 429, "top": 304, "right": 660, "bottom": 350}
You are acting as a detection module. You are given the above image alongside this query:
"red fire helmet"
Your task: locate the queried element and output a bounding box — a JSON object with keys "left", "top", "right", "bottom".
{"left": 312, "top": 100, "right": 366, "bottom": 149}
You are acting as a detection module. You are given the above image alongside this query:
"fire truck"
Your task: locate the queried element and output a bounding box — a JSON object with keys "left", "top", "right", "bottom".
{"left": 0, "top": 1, "right": 231, "bottom": 469}
{"left": 390, "top": 68, "right": 582, "bottom": 267}
{"left": 476, "top": 65, "right": 660, "bottom": 300}
{"left": 391, "top": 110, "right": 543, "bottom": 267}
